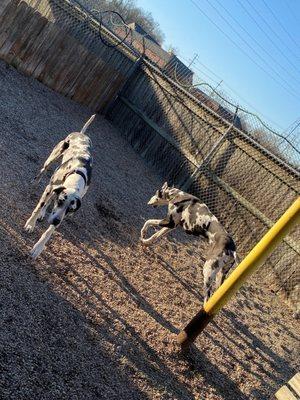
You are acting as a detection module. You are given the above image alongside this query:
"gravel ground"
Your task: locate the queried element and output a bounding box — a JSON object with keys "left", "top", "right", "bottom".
{"left": 0, "top": 59, "right": 299, "bottom": 400}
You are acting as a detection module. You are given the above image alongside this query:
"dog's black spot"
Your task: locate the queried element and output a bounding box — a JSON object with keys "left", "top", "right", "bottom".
{"left": 182, "top": 220, "right": 210, "bottom": 238}
{"left": 224, "top": 236, "right": 236, "bottom": 253}
{"left": 174, "top": 199, "right": 190, "bottom": 207}
{"left": 40, "top": 202, "right": 45, "bottom": 208}
{"left": 185, "top": 229, "right": 194, "bottom": 235}
{"left": 78, "top": 156, "right": 92, "bottom": 185}
{"left": 176, "top": 205, "right": 185, "bottom": 213}
{"left": 62, "top": 141, "right": 69, "bottom": 151}
{"left": 74, "top": 198, "right": 81, "bottom": 212}
{"left": 53, "top": 186, "right": 65, "bottom": 195}
{"left": 211, "top": 259, "right": 220, "bottom": 270}
{"left": 193, "top": 225, "right": 209, "bottom": 238}
{"left": 159, "top": 215, "right": 176, "bottom": 228}
{"left": 52, "top": 218, "right": 60, "bottom": 226}
{"left": 156, "top": 189, "right": 162, "bottom": 198}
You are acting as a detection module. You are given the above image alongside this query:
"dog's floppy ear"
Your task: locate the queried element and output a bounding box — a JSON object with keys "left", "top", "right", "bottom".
{"left": 53, "top": 186, "right": 65, "bottom": 195}
{"left": 162, "top": 181, "right": 168, "bottom": 190}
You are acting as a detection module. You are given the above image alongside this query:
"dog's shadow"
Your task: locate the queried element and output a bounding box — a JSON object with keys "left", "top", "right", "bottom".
{"left": 62, "top": 223, "right": 177, "bottom": 333}
{"left": 44, "top": 226, "right": 291, "bottom": 399}
{"left": 65, "top": 196, "right": 207, "bottom": 304}
{"left": 41, "top": 229, "right": 249, "bottom": 400}
{"left": 0, "top": 188, "right": 294, "bottom": 399}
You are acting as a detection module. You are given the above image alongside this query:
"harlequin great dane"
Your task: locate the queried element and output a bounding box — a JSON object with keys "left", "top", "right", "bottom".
{"left": 24, "top": 114, "right": 96, "bottom": 259}
{"left": 141, "top": 182, "right": 238, "bottom": 303}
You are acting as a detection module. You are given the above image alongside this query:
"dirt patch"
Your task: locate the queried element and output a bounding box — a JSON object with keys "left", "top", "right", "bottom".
{"left": 0, "top": 60, "right": 299, "bottom": 400}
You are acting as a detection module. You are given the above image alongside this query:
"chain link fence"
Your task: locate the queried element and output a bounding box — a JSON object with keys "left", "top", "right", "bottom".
{"left": 69, "top": 0, "right": 300, "bottom": 169}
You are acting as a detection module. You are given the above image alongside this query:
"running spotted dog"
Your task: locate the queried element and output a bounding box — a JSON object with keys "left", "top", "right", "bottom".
{"left": 141, "top": 182, "right": 238, "bottom": 303}
{"left": 24, "top": 114, "right": 95, "bottom": 259}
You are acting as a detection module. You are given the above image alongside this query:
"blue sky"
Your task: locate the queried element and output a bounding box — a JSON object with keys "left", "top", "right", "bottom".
{"left": 135, "top": 0, "right": 300, "bottom": 133}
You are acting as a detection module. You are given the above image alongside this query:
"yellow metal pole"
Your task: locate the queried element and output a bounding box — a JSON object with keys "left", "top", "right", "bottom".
{"left": 177, "top": 196, "right": 300, "bottom": 347}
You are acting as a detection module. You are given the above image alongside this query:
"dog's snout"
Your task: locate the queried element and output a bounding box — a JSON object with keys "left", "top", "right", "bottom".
{"left": 52, "top": 217, "right": 61, "bottom": 226}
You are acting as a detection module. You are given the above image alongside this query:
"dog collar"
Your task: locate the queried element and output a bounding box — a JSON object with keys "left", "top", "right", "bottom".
{"left": 65, "top": 170, "right": 87, "bottom": 186}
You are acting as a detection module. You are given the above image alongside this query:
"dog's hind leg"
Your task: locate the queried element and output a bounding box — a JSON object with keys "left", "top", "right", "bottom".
{"left": 34, "top": 139, "right": 69, "bottom": 182}
{"left": 30, "top": 225, "right": 56, "bottom": 259}
{"left": 203, "top": 258, "right": 221, "bottom": 303}
{"left": 24, "top": 184, "right": 54, "bottom": 232}
{"left": 214, "top": 253, "right": 236, "bottom": 291}
{"left": 215, "top": 268, "right": 225, "bottom": 293}
{"left": 141, "top": 219, "right": 163, "bottom": 239}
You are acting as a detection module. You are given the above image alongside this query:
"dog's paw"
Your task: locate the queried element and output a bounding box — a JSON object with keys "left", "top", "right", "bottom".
{"left": 30, "top": 244, "right": 44, "bottom": 260}
{"left": 140, "top": 238, "right": 152, "bottom": 247}
{"left": 140, "top": 228, "right": 148, "bottom": 239}
{"left": 24, "top": 219, "right": 36, "bottom": 233}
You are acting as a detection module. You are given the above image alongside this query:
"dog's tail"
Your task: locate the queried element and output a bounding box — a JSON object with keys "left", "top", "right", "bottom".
{"left": 80, "top": 114, "right": 96, "bottom": 134}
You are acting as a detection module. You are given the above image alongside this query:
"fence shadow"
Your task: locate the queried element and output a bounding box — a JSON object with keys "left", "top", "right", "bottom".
{"left": 0, "top": 157, "right": 296, "bottom": 399}
{"left": 0, "top": 212, "right": 251, "bottom": 400}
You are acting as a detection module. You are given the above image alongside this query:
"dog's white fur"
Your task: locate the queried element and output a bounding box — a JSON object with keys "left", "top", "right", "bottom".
{"left": 24, "top": 114, "right": 95, "bottom": 259}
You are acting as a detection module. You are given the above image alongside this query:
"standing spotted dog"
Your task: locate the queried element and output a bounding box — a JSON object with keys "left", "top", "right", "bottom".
{"left": 141, "top": 182, "right": 238, "bottom": 303}
{"left": 24, "top": 114, "right": 95, "bottom": 259}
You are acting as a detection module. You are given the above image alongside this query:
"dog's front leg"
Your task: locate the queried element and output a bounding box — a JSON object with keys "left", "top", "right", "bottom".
{"left": 214, "top": 254, "right": 236, "bottom": 291}
{"left": 30, "top": 225, "right": 56, "bottom": 259}
{"left": 203, "top": 258, "right": 220, "bottom": 303}
{"left": 24, "top": 184, "right": 53, "bottom": 232}
{"left": 140, "top": 219, "right": 163, "bottom": 239}
{"left": 141, "top": 227, "right": 172, "bottom": 246}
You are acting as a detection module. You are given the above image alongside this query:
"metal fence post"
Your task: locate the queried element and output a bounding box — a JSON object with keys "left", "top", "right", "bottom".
{"left": 182, "top": 106, "right": 239, "bottom": 191}
{"left": 104, "top": 57, "right": 142, "bottom": 117}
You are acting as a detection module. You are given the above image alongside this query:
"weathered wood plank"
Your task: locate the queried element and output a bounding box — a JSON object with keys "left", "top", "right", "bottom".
{"left": 0, "top": 0, "right": 133, "bottom": 112}
{"left": 0, "top": 1, "right": 22, "bottom": 52}
{"left": 0, "top": 3, "right": 33, "bottom": 63}
{"left": 0, "top": 0, "right": 11, "bottom": 16}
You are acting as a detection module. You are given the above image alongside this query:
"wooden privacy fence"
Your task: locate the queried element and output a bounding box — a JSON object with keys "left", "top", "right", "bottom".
{"left": 0, "top": 0, "right": 137, "bottom": 112}
{"left": 0, "top": 0, "right": 299, "bottom": 312}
